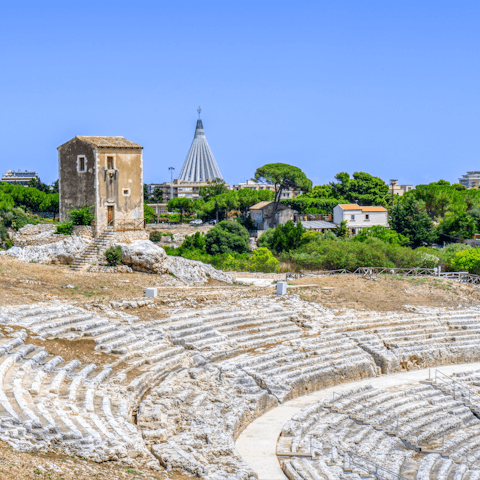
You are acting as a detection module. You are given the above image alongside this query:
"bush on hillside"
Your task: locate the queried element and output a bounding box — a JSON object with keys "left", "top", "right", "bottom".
{"left": 248, "top": 247, "right": 279, "bottom": 273}
{"left": 204, "top": 221, "right": 250, "bottom": 255}
{"left": 451, "top": 248, "right": 480, "bottom": 274}
{"left": 68, "top": 204, "right": 95, "bottom": 226}
{"left": 437, "top": 243, "right": 471, "bottom": 271}
{"left": 182, "top": 231, "right": 206, "bottom": 250}
{"left": 104, "top": 246, "right": 123, "bottom": 266}
{"left": 55, "top": 221, "right": 74, "bottom": 235}
{"left": 1, "top": 207, "right": 30, "bottom": 231}
{"left": 280, "top": 237, "right": 432, "bottom": 271}
{"left": 353, "top": 225, "right": 409, "bottom": 245}
{"left": 150, "top": 231, "right": 163, "bottom": 242}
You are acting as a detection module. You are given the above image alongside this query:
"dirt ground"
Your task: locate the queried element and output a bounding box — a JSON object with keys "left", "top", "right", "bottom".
{"left": 2, "top": 257, "right": 480, "bottom": 314}
{"left": 290, "top": 274, "right": 480, "bottom": 312}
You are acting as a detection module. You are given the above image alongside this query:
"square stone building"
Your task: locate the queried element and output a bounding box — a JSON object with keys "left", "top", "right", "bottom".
{"left": 58, "top": 136, "right": 143, "bottom": 232}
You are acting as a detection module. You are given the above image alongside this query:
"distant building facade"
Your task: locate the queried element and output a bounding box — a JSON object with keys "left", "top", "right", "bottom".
{"left": 249, "top": 201, "right": 297, "bottom": 230}
{"left": 58, "top": 136, "right": 144, "bottom": 231}
{"left": 333, "top": 204, "right": 388, "bottom": 236}
{"left": 1, "top": 170, "right": 39, "bottom": 185}
{"left": 389, "top": 180, "right": 413, "bottom": 196}
{"left": 459, "top": 172, "right": 480, "bottom": 189}
{"left": 230, "top": 180, "right": 301, "bottom": 199}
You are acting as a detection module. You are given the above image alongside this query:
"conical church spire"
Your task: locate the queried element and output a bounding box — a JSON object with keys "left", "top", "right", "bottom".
{"left": 178, "top": 109, "right": 223, "bottom": 182}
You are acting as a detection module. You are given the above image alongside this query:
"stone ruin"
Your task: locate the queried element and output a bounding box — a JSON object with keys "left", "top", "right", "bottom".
{"left": 0, "top": 296, "right": 478, "bottom": 478}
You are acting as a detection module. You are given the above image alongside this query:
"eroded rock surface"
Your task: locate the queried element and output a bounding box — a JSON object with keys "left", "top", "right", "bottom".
{"left": 1, "top": 236, "right": 91, "bottom": 264}
{"left": 118, "top": 240, "right": 233, "bottom": 284}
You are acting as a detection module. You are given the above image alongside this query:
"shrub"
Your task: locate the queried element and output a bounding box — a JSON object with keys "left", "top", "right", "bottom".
{"left": 204, "top": 221, "right": 250, "bottom": 255}
{"left": 55, "top": 221, "right": 74, "bottom": 235}
{"left": 258, "top": 229, "right": 275, "bottom": 248}
{"left": 4, "top": 237, "right": 13, "bottom": 250}
{"left": 68, "top": 204, "right": 95, "bottom": 226}
{"left": 104, "top": 246, "right": 122, "bottom": 266}
{"left": 451, "top": 248, "right": 480, "bottom": 274}
{"left": 300, "top": 230, "right": 321, "bottom": 245}
{"left": 280, "top": 237, "right": 431, "bottom": 271}
{"left": 353, "top": 225, "right": 409, "bottom": 245}
{"left": 248, "top": 247, "right": 279, "bottom": 273}
{"left": 150, "top": 231, "right": 163, "bottom": 242}
{"left": 1, "top": 207, "right": 29, "bottom": 231}
{"left": 437, "top": 243, "right": 471, "bottom": 271}
{"left": 182, "top": 232, "right": 206, "bottom": 250}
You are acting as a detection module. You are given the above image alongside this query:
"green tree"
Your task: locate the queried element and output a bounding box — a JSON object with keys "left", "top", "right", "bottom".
{"left": 255, "top": 163, "right": 312, "bottom": 228}
{"left": 28, "top": 177, "right": 51, "bottom": 193}
{"left": 438, "top": 212, "right": 476, "bottom": 240}
{"left": 39, "top": 193, "right": 59, "bottom": 220}
{"left": 330, "top": 172, "right": 389, "bottom": 206}
{"left": 199, "top": 178, "right": 229, "bottom": 201}
{"left": 335, "top": 220, "right": 349, "bottom": 238}
{"left": 143, "top": 184, "right": 149, "bottom": 200}
{"left": 204, "top": 221, "right": 250, "bottom": 254}
{"left": 144, "top": 204, "right": 156, "bottom": 223}
{"left": 258, "top": 220, "right": 305, "bottom": 253}
{"left": 389, "top": 197, "right": 436, "bottom": 246}
{"left": 353, "top": 225, "right": 409, "bottom": 245}
{"left": 148, "top": 187, "right": 164, "bottom": 203}
{"left": 168, "top": 197, "right": 194, "bottom": 223}
{"left": 51, "top": 180, "right": 59, "bottom": 194}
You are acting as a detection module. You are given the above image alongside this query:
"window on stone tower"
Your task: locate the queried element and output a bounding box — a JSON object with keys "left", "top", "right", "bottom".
{"left": 77, "top": 155, "right": 86, "bottom": 173}
{"left": 107, "top": 156, "right": 114, "bottom": 169}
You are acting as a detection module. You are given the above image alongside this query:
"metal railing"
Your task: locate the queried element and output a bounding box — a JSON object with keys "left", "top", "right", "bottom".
{"left": 430, "top": 369, "right": 480, "bottom": 407}
{"left": 300, "top": 267, "right": 480, "bottom": 284}
{"left": 114, "top": 219, "right": 146, "bottom": 232}
{"left": 344, "top": 450, "right": 409, "bottom": 480}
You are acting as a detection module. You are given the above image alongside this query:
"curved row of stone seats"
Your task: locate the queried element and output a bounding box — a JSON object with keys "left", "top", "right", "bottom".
{"left": 0, "top": 336, "right": 153, "bottom": 463}
{"left": 328, "top": 384, "right": 480, "bottom": 451}
{"left": 278, "top": 385, "right": 480, "bottom": 480}
{"left": 220, "top": 334, "right": 378, "bottom": 402}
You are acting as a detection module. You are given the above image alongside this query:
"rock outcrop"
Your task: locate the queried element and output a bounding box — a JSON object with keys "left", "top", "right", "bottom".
{"left": 117, "top": 240, "right": 233, "bottom": 284}
{"left": 0, "top": 236, "right": 91, "bottom": 264}
{"left": 12, "top": 224, "right": 65, "bottom": 247}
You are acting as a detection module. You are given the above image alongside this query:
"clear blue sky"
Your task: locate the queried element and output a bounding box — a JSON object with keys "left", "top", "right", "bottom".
{"left": 1, "top": 1, "right": 479, "bottom": 187}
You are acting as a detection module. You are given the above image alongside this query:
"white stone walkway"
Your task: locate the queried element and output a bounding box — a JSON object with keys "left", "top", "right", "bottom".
{"left": 236, "top": 362, "right": 480, "bottom": 480}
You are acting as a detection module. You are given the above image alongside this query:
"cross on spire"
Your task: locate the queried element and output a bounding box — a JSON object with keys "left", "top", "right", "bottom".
{"left": 197, "top": 106, "right": 201, "bottom": 118}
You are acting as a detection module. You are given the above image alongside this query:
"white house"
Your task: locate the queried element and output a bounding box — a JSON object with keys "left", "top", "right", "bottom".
{"left": 332, "top": 204, "right": 388, "bottom": 235}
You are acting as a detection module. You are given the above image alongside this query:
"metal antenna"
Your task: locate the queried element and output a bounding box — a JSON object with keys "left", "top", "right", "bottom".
{"left": 197, "top": 106, "right": 201, "bottom": 118}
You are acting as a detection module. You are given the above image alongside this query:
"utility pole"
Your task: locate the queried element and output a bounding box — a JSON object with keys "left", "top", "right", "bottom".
{"left": 389, "top": 179, "right": 397, "bottom": 207}
{"left": 169, "top": 167, "right": 175, "bottom": 202}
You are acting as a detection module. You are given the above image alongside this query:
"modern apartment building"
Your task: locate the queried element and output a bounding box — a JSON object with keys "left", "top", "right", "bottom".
{"left": 459, "top": 172, "right": 480, "bottom": 189}
{"left": 1, "top": 170, "right": 39, "bottom": 185}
